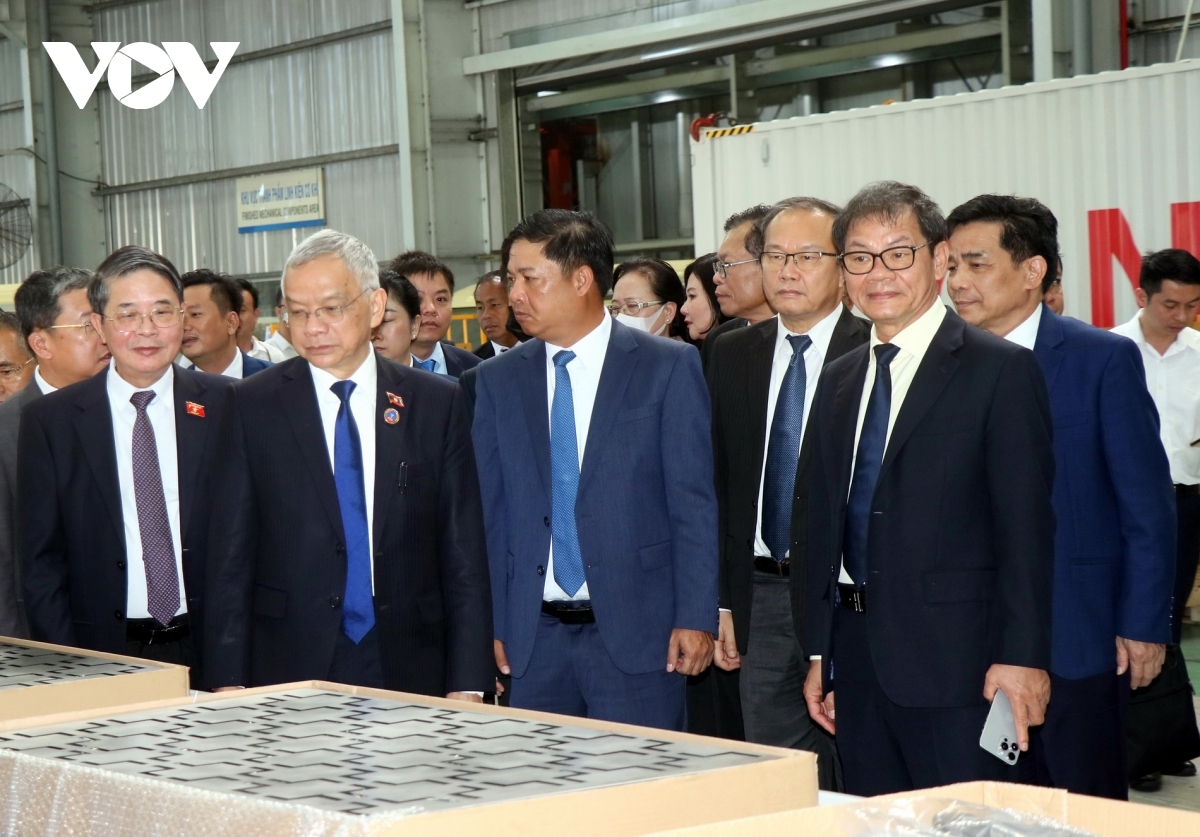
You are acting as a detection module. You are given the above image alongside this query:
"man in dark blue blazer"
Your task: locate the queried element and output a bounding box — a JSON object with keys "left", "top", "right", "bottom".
{"left": 948, "top": 195, "right": 1175, "bottom": 799}
{"left": 180, "top": 270, "right": 272, "bottom": 380}
{"left": 473, "top": 209, "right": 718, "bottom": 731}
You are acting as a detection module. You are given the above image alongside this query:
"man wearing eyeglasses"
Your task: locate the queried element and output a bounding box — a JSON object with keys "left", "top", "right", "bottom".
{"left": 708, "top": 197, "right": 868, "bottom": 787}
{"left": 702, "top": 206, "right": 778, "bottom": 372}
{"left": 0, "top": 267, "right": 110, "bottom": 639}
{"left": 0, "top": 310, "right": 34, "bottom": 404}
{"left": 801, "top": 182, "right": 1056, "bottom": 795}
{"left": 203, "top": 230, "right": 492, "bottom": 702}
{"left": 19, "top": 247, "right": 232, "bottom": 685}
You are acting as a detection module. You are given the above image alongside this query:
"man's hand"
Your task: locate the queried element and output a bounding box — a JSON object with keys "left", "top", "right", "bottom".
{"left": 212, "top": 686, "right": 245, "bottom": 692}
{"left": 446, "top": 692, "right": 484, "bottom": 704}
{"left": 1117, "top": 637, "right": 1166, "bottom": 689}
{"left": 804, "top": 660, "right": 835, "bottom": 734}
{"left": 983, "top": 664, "right": 1051, "bottom": 752}
{"left": 712, "top": 611, "right": 741, "bottom": 671}
{"left": 494, "top": 639, "right": 510, "bottom": 676}
{"left": 667, "top": 628, "right": 715, "bottom": 675}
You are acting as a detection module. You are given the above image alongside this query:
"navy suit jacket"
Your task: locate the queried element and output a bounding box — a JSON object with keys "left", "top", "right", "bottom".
{"left": 805, "top": 309, "right": 1056, "bottom": 708}
{"left": 442, "top": 342, "right": 481, "bottom": 378}
{"left": 18, "top": 365, "right": 231, "bottom": 677}
{"left": 241, "top": 352, "right": 271, "bottom": 377}
{"left": 472, "top": 320, "right": 719, "bottom": 678}
{"left": 1033, "top": 306, "right": 1175, "bottom": 679}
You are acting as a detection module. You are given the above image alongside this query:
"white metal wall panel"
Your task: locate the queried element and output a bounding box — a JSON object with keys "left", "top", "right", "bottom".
{"left": 0, "top": 38, "right": 36, "bottom": 286}
{"left": 692, "top": 61, "right": 1200, "bottom": 325}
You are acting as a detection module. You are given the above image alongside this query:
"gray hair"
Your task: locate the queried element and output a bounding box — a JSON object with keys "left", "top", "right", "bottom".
{"left": 89, "top": 246, "right": 183, "bottom": 315}
{"left": 746, "top": 196, "right": 842, "bottom": 257}
{"left": 281, "top": 229, "right": 379, "bottom": 295}
{"left": 833, "top": 181, "right": 946, "bottom": 253}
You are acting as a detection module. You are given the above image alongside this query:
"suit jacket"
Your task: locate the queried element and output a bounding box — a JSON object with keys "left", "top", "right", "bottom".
{"left": 474, "top": 341, "right": 498, "bottom": 360}
{"left": 1033, "top": 306, "right": 1175, "bottom": 678}
{"left": 241, "top": 351, "right": 271, "bottom": 377}
{"left": 204, "top": 353, "right": 493, "bottom": 696}
{"left": 0, "top": 381, "right": 42, "bottom": 638}
{"left": 442, "top": 341, "right": 482, "bottom": 377}
{"left": 19, "top": 366, "right": 230, "bottom": 673}
{"left": 700, "top": 317, "right": 747, "bottom": 376}
{"left": 804, "top": 309, "right": 1056, "bottom": 708}
{"left": 709, "top": 309, "right": 869, "bottom": 654}
{"left": 473, "top": 321, "right": 719, "bottom": 678}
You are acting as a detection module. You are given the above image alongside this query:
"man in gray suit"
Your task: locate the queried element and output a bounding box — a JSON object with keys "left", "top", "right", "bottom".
{"left": 0, "top": 267, "right": 110, "bottom": 636}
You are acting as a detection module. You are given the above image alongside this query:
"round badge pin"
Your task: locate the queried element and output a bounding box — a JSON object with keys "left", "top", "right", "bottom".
{"left": 384, "top": 407, "right": 400, "bottom": 424}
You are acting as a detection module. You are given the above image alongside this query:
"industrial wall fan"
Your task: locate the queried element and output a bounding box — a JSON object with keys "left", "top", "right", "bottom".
{"left": 0, "top": 183, "right": 33, "bottom": 270}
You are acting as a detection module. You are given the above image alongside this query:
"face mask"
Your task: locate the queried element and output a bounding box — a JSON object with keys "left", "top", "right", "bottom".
{"left": 615, "top": 309, "right": 667, "bottom": 336}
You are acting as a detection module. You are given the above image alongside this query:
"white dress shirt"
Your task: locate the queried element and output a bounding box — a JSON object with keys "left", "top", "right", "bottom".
{"left": 1111, "top": 313, "right": 1200, "bottom": 485}
{"left": 182, "top": 350, "right": 245, "bottom": 379}
{"left": 33, "top": 366, "right": 59, "bottom": 395}
{"left": 248, "top": 335, "right": 286, "bottom": 363}
{"left": 840, "top": 301, "right": 948, "bottom": 584}
{"left": 107, "top": 364, "right": 186, "bottom": 619}
{"left": 753, "top": 305, "right": 846, "bottom": 559}
{"left": 1003, "top": 303, "right": 1043, "bottom": 351}
{"left": 542, "top": 313, "right": 613, "bottom": 602}
{"left": 309, "top": 351, "right": 379, "bottom": 589}
{"left": 265, "top": 329, "right": 298, "bottom": 360}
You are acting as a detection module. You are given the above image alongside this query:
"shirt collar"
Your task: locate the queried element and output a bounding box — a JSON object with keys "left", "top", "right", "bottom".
{"left": 545, "top": 312, "right": 613, "bottom": 372}
{"left": 107, "top": 362, "right": 174, "bottom": 405}
{"left": 223, "top": 350, "right": 244, "bottom": 379}
{"left": 33, "top": 366, "right": 58, "bottom": 395}
{"left": 776, "top": 304, "right": 845, "bottom": 359}
{"left": 308, "top": 347, "right": 377, "bottom": 397}
{"left": 871, "top": 298, "right": 947, "bottom": 360}
{"left": 1003, "top": 303, "right": 1043, "bottom": 351}
{"left": 1120, "top": 310, "right": 1199, "bottom": 357}
{"left": 428, "top": 341, "right": 447, "bottom": 372}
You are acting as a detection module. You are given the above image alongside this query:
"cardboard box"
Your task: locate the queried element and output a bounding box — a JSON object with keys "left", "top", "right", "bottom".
{"left": 0, "top": 680, "right": 816, "bottom": 836}
{"left": 0, "top": 636, "right": 188, "bottom": 724}
{"left": 655, "top": 780, "right": 1200, "bottom": 836}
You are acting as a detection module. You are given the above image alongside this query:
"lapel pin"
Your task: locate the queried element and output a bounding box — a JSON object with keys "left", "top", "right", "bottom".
{"left": 387, "top": 391, "right": 405, "bottom": 408}
{"left": 185, "top": 401, "right": 205, "bottom": 418}
{"left": 383, "top": 407, "right": 400, "bottom": 425}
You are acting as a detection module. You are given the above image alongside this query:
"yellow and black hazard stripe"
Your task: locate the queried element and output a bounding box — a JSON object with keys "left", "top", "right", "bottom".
{"left": 704, "top": 125, "right": 755, "bottom": 139}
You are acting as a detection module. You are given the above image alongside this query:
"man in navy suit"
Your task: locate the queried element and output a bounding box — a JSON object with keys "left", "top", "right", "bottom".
{"left": 948, "top": 195, "right": 1175, "bottom": 799}
{"left": 388, "top": 251, "right": 480, "bottom": 378}
{"left": 180, "top": 270, "right": 271, "bottom": 379}
{"left": 473, "top": 209, "right": 718, "bottom": 731}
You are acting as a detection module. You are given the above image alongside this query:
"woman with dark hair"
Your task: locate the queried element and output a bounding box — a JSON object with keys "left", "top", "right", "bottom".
{"left": 680, "top": 253, "right": 727, "bottom": 345}
{"left": 609, "top": 257, "right": 688, "bottom": 342}
{"left": 372, "top": 269, "right": 422, "bottom": 365}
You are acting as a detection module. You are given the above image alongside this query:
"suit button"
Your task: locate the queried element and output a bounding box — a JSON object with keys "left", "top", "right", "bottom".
{"left": 335, "top": 544, "right": 345, "bottom": 554}
{"left": 330, "top": 596, "right": 342, "bottom": 608}
{"left": 116, "top": 561, "right": 126, "bottom": 570}
{"left": 536, "top": 566, "right": 545, "bottom": 576}
{"left": 114, "top": 610, "right": 123, "bottom": 620}
{"left": 544, "top": 517, "right": 550, "bottom": 527}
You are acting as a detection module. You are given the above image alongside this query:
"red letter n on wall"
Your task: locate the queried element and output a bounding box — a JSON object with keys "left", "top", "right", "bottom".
{"left": 1089, "top": 203, "right": 1200, "bottom": 327}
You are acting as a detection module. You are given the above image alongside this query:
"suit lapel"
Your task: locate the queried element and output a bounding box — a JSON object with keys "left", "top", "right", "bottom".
{"left": 879, "top": 312, "right": 964, "bottom": 479}
{"left": 830, "top": 347, "right": 869, "bottom": 491}
{"left": 1033, "top": 305, "right": 1064, "bottom": 394}
{"left": 517, "top": 340, "right": 552, "bottom": 502}
{"left": 826, "top": 307, "right": 869, "bottom": 366}
{"left": 743, "top": 320, "right": 777, "bottom": 475}
{"left": 281, "top": 363, "right": 346, "bottom": 540}
{"left": 172, "top": 366, "right": 210, "bottom": 542}
{"left": 72, "top": 375, "right": 124, "bottom": 543}
{"left": 372, "top": 357, "right": 414, "bottom": 548}
{"left": 579, "top": 324, "right": 639, "bottom": 496}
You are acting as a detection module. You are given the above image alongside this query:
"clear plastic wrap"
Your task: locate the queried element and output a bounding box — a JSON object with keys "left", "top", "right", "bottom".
{"left": 834, "top": 798, "right": 1102, "bottom": 837}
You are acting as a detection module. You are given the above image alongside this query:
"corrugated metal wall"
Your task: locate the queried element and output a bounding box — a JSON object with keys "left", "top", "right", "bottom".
{"left": 95, "top": 0, "right": 405, "bottom": 281}
{"left": 692, "top": 61, "right": 1200, "bottom": 326}
{"left": 0, "top": 38, "right": 37, "bottom": 286}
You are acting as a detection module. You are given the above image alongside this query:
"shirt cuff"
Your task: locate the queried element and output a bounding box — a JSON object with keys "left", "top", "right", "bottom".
{"left": 719, "top": 608, "right": 731, "bottom": 613}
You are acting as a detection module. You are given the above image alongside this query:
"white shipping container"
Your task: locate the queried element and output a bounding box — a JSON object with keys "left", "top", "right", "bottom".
{"left": 691, "top": 61, "right": 1200, "bottom": 327}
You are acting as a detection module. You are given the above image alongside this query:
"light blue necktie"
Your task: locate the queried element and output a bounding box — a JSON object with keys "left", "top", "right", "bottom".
{"left": 416, "top": 358, "right": 437, "bottom": 373}
{"left": 762, "top": 333, "right": 812, "bottom": 561}
{"left": 550, "top": 350, "right": 585, "bottom": 596}
{"left": 330, "top": 380, "right": 375, "bottom": 643}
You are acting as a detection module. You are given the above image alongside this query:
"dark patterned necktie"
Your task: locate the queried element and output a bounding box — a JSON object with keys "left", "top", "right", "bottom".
{"left": 129, "top": 391, "right": 180, "bottom": 626}
{"left": 762, "top": 333, "right": 812, "bottom": 561}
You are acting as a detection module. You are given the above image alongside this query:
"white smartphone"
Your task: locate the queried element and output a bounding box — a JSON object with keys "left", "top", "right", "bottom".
{"left": 979, "top": 688, "right": 1021, "bottom": 766}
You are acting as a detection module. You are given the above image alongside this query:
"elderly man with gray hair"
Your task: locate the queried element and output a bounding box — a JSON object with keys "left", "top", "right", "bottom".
{"left": 204, "top": 229, "right": 493, "bottom": 699}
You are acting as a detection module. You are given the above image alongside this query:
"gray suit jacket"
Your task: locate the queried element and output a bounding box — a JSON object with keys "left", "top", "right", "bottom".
{"left": 0, "top": 381, "right": 40, "bottom": 638}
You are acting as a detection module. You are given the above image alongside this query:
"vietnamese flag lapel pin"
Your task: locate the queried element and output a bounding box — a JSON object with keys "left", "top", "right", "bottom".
{"left": 185, "top": 401, "right": 206, "bottom": 418}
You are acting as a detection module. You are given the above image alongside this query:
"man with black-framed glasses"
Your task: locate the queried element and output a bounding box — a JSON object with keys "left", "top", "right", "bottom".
{"left": 701, "top": 206, "right": 778, "bottom": 373}
{"left": 19, "top": 247, "right": 233, "bottom": 684}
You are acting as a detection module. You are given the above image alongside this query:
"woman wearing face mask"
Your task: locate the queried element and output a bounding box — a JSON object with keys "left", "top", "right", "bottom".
{"left": 610, "top": 258, "right": 689, "bottom": 343}
{"left": 679, "top": 253, "right": 727, "bottom": 345}
{"left": 371, "top": 269, "right": 422, "bottom": 365}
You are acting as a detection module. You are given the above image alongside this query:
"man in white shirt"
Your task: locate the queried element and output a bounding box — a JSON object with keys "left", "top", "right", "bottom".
{"left": 1112, "top": 249, "right": 1200, "bottom": 652}
{"left": 204, "top": 230, "right": 492, "bottom": 701}
{"left": 234, "top": 277, "right": 286, "bottom": 363}
{"left": 389, "top": 251, "right": 480, "bottom": 378}
{"left": 180, "top": 270, "right": 271, "bottom": 379}
{"left": 473, "top": 271, "right": 519, "bottom": 359}
{"left": 263, "top": 285, "right": 299, "bottom": 360}
{"left": 802, "top": 182, "right": 1056, "bottom": 795}
{"left": 19, "top": 247, "right": 232, "bottom": 685}
{"left": 708, "top": 197, "right": 868, "bottom": 785}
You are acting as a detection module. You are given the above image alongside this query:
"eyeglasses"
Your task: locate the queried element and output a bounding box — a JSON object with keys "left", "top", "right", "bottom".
{"left": 840, "top": 244, "right": 928, "bottom": 276}
{"left": 0, "top": 357, "right": 33, "bottom": 380}
{"left": 760, "top": 251, "right": 839, "bottom": 272}
{"left": 105, "top": 308, "right": 185, "bottom": 333}
{"left": 715, "top": 257, "right": 758, "bottom": 279}
{"left": 608, "top": 300, "right": 664, "bottom": 317}
{"left": 281, "top": 290, "right": 366, "bottom": 327}
{"left": 46, "top": 321, "right": 97, "bottom": 338}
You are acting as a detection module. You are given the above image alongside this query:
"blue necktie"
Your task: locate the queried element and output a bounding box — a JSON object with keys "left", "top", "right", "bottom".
{"left": 550, "top": 350, "right": 585, "bottom": 596}
{"left": 843, "top": 343, "right": 900, "bottom": 587}
{"left": 330, "top": 380, "right": 375, "bottom": 643}
{"left": 416, "top": 358, "right": 437, "bottom": 373}
{"left": 762, "top": 333, "right": 812, "bottom": 561}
